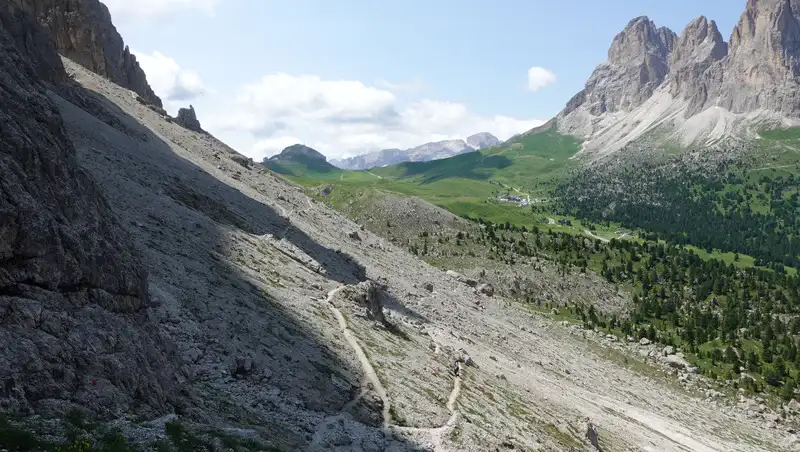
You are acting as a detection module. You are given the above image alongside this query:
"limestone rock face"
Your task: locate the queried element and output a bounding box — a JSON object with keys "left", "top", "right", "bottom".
{"left": 669, "top": 16, "right": 728, "bottom": 116}
{"left": 175, "top": 105, "right": 204, "bottom": 133}
{"left": 466, "top": 132, "right": 501, "bottom": 150}
{"left": 0, "top": 2, "right": 179, "bottom": 419}
{"left": 27, "top": 0, "right": 163, "bottom": 107}
{"left": 576, "top": 17, "right": 677, "bottom": 115}
{"left": 720, "top": 0, "right": 800, "bottom": 114}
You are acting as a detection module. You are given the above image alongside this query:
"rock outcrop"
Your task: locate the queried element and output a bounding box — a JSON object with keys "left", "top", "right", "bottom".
{"left": 344, "top": 281, "right": 385, "bottom": 322}
{"left": 174, "top": 105, "right": 204, "bottom": 133}
{"left": 0, "top": 2, "right": 178, "bottom": 419}
{"left": 27, "top": 0, "right": 163, "bottom": 107}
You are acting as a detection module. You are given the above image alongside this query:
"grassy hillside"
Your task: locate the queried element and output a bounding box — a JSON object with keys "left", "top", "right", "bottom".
{"left": 272, "top": 126, "right": 583, "bottom": 228}
{"left": 371, "top": 126, "right": 581, "bottom": 193}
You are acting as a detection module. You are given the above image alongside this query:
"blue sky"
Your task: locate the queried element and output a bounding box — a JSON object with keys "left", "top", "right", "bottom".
{"left": 103, "top": 0, "right": 745, "bottom": 160}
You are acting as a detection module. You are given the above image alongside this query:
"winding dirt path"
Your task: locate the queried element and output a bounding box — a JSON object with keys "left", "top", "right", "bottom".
{"left": 325, "top": 285, "right": 465, "bottom": 448}
{"left": 288, "top": 196, "right": 465, "bottom": 445}
{"left": 276, "top": 195, "right": 314, "bottom": 237}
{"left": 326, "top": 286, "right": 392, "bottom": 427}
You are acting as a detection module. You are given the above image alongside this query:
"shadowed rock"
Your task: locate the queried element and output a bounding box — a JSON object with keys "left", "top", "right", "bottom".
{"left": 174, "top": 105, "right": 204, "bottom": 133}
{"left": 25, "top": 0, "right": 163, "bottom": 107}
{"left": 0, "top": 2, "right": 180, "bottom": 419}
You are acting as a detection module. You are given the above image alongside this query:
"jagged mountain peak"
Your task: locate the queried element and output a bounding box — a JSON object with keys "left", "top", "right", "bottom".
{"left": 608, "top": 16, "right": 675, "bottom": 63}
{"left": 544, "top": 0, "right": 800, "bottom": 156}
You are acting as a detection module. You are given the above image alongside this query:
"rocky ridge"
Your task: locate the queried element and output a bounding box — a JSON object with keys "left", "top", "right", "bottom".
{"left": 27, "top": 0, "right": 162, "bottom": 107}
{"left": 548, "top": 0, "right": 800, "bottom": 155}
{"left": 330, "top": 132, "right": 500, "bottom": 170}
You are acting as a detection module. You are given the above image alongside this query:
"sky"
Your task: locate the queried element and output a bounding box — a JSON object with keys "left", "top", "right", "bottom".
{"left": 102, "top": 0, "right": 745, "bottom": 161}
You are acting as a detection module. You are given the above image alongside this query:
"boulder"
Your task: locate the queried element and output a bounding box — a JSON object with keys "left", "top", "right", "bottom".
{"left": 230, "top": 153, "right": 253, "bottom": 169}
{"left": 456, "top": 349, "right": 475, "bottom": 367}
{"left": 477, "top": 283, "right": 494, "bottom": 297}
{"left": 342, "top": 281, "right": 384, "bottom": 322}
{"left": 663, "top": 345, "right": 675, "bottom": 356}
{"left": 234, "top": 357, "right": 254, "bottom": 377}
{"left": 665, "top": 354, "right": 690, "bottom": 370}
{"left": 639, "top": 338, "right": 651, "bottom": 346}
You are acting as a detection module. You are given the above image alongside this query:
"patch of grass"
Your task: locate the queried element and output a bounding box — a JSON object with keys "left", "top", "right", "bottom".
{"left": 537, "top": 421, "right": 583, "bottom": 449}
{"left": 0, "top": 414, "right": 142, "bottom": 452}
{"left": 212, "top": 431, "right": 276, "bottom": 452}
{"left": 164, "top": 421, "right": 211, "bottom": 452}
{"left": 0, "top": 415, "right": 41, "bottom": 451}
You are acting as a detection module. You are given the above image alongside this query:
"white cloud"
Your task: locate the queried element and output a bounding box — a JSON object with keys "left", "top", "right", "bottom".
{"left": 103, "top": 0, "right": 220, "bottom": 22}
{"left": 133, "top": 51, "right": 210, "bottom": 112}
{"left": 527, "top": 66, "right": 557, "bottom": 92}
{"left": 375, "top": 78, "right": 427, "bottom": 93}
{"left": 204, "top": 74, "right": 544, "bottom": 162}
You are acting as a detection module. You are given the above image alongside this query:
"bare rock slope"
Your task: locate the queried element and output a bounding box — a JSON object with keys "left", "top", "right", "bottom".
{"left": 547, "top": 0, "right": 800, "bottom": 155}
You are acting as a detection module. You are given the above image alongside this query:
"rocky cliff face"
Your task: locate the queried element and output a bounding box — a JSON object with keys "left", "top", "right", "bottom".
{"left": 719, "top": 0, "right": 800, "bottom": 114}
{"left": 27, "top": 0, "right": 162, "bottom": 107}
{"left": 550, "top": 0, "right": 800, "bottom": 154}
{"left": 0, "top": 2, "right": 178, "bottom": 419}
{"left": 669, "top": 16, "right": 728, "bottom": 116}
{"left": 572, "top": 17, "right": 677, "bottom": 116}
{"left": 2, "top": 0, "right": 65, "bottom": 83}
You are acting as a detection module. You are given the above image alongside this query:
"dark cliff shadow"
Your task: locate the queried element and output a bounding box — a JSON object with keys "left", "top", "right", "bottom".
{"left": 45, "top": 83, "right": 425, "bottom": 450}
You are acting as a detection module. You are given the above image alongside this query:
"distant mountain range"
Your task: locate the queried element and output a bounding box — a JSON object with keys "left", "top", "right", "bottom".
{"left": 330, "top": 132, "right": 501, "bottom": 170}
